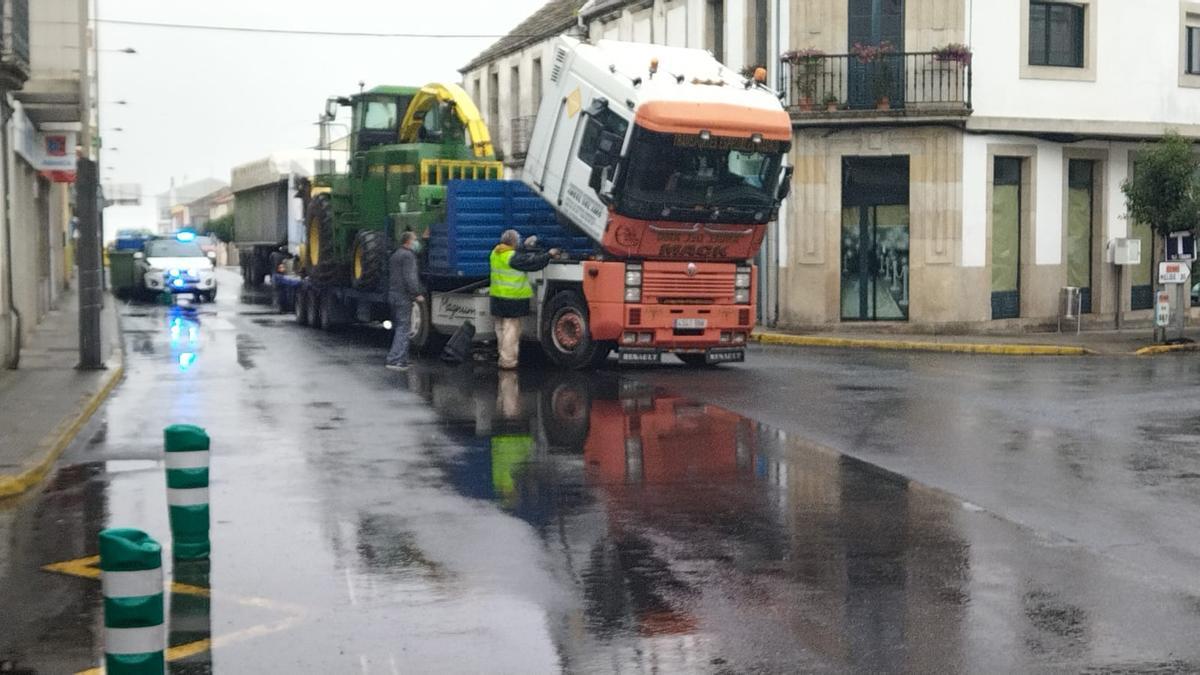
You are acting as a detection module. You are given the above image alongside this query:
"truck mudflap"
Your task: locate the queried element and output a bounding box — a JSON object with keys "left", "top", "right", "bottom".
{"left": 617, "top": 347, "right": 745, "bottom": 365}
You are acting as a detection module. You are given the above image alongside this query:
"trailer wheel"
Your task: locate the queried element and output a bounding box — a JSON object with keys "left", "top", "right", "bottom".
{"left": 540, "top": 290, "right": 600, "bottom": 370}
{"left": 295, "top": 287, "right": 312, "bottom": 326}
{"left": 351, "top": 230, "right": 388, "bottom": 290}
{"left": 319, "top": 291, "right": 347, "bottom": 331}
{"left": 305, "top": 194, "right": 337, "bottom": 282}
{"left": 409, "top": 296, "right": 446, "bottom": 355}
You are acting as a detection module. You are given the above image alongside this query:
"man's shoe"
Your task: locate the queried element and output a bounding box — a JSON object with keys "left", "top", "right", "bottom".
{"left": 386, "top": 363, "right": 410, "bottom": 372}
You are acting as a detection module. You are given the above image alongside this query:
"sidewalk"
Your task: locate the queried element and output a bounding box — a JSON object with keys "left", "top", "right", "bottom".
{"left": 753, "top": 326, "right": 1200, "bottom": 356}
{"left": 0, "top": 289, "right": 123, "bottom": 499}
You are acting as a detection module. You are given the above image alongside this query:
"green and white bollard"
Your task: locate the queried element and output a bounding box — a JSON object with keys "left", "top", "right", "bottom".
{"left": 100, "top": 528, "right": 165, "bottom": 675}
{"left": 164, "top": 424, "right": 210, "bottom": 560}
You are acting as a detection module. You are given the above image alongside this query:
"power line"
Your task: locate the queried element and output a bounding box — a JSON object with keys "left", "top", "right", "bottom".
{"left": 96, "top": 18, "right": 533, "bottom": 39}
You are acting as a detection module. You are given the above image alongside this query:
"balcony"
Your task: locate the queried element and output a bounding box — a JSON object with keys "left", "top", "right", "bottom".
{"left": 780, "top": 50, "right": 971, "bottom": 126}
{"left": 0, "top": 0, "right": 30, "bottom": 90}
{"left": 509, "top": 115, "right": 536, "bottom": 162}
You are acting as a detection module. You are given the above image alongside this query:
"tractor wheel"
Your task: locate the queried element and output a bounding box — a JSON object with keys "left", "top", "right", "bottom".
{"left": 351, "top": 230, "right": 388, "bottom": 290}
{"left": 295, "top": 287, "right": 312, "bottom": 327}
{"left": 540, "top": 290, "right": 600, "bottom": 370}
{"left": 305, "top": 194, "right": 337, "bottom": 282}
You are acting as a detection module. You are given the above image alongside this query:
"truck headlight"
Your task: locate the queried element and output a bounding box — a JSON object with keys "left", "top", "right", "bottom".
{"left": 625, "top": 270, "right": 642, "bottom": 286}
{"left": 735, "top": 270, "right": 751, "bottom": 289}
{"left": 625, "top": 287, "right": 641, "bottom": 302}
{"left": 735, "top": 288, "right": 751, "bottom": 304}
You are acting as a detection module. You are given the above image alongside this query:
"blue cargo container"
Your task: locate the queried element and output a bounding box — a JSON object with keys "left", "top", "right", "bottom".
{"left": 426, "top": 180, "right": 593, "bottom": 279}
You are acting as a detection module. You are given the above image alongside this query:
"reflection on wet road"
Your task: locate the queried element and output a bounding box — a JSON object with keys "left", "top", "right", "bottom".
{"left": 3, "top": 273, "right": 1200, "bottom": 672}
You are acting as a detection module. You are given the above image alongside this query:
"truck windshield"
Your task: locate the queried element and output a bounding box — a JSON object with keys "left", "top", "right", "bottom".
{"left": 618, "top": 127, "right": 786, "bottom": 224}
{"left": 145, "top": 240, "right": 204, "bottom": 258}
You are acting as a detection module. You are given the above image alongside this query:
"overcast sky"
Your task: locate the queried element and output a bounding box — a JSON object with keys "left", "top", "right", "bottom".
{"left": 97, "top": 0, "right": 549, "bottom": 229}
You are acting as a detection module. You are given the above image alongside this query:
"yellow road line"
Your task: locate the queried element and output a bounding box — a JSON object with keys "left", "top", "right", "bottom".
{"left": 753, "top": 332, "right": 1094, "bottom": 356}
{"left": 0, "top": 362, "right": 125, "bottom": 499}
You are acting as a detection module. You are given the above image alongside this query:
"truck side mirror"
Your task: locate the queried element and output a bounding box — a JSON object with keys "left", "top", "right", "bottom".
{"left": 324, "top": 97, "right": 339, "bottom": 121}
{"left": 594, "top": 130, "right": 622, "bottom": 167}
{"left": 776, "top": 166, "right": 794, "bottom": 202}
{"left": 589, "top": 165, "right": 614, "bottom": 204}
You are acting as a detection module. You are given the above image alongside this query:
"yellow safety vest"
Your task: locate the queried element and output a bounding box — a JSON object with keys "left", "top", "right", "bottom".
{"left": 489, "top": 248, "right": 533, "bottom": 300}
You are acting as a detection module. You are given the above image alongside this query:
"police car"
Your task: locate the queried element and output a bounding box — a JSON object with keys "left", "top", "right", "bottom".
{"left": 137, "top": 232, "right": 218, "bottom": 302}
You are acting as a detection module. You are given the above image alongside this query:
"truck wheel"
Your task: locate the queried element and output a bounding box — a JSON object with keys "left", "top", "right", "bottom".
{"left": 540, "top": 290, "right": 599, "bottom": 370}
{"left": 351, "top": 231, "right": 388, "bottom": 290}
{"left": 295, "top": 287, "right": 312, "bottom": 326}
{"left": 308, "top": 289, "right": 323, "bottom": 328}
{"left": 305, "top": 194, "right": 337, "bottom": 282}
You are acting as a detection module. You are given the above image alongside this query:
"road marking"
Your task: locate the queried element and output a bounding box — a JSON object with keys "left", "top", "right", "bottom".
{"left": 42, "top": 553, "right": 308, "bottom": 673}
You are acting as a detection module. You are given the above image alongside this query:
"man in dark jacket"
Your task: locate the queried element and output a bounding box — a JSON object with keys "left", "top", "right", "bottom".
{"left": 386, "top": 231, "right": 425, "bottom": 371}
{"left": 489, "top": 231, "right": 558, "bottom": 369}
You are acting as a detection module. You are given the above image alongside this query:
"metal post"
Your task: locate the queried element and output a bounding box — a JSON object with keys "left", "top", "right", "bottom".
{"left": 1176, "top": 278, "right": 1186, "bottom": 342}
{"left": 77, "top": 158, "right": 103, "bottom": 369}
{"left": 1115, "top": 264, "right": 1123, "bottom": 331}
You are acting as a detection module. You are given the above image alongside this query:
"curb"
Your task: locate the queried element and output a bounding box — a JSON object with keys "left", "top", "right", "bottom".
{"left": 0, "top": 357, "right": 125, "bottom": 500}
{"left": 1134, "top": 343, "right": 1200, "bottom": 356}
{"left": 752, "top": 332, "right": 1095, "bottom": 356}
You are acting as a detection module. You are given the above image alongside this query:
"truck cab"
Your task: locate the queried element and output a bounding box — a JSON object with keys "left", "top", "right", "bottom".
{"left": 522, "top": 37, "right": 792, "bottom": 366}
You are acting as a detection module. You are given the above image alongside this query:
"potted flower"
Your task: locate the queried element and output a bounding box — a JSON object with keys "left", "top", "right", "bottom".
{"left": 932, "top": 43, "right": 972, "bottom": 66}
{"left": 783, "top": 48, "right": 826, "bottom": 111}
{"left": 851, "top": 40, "right": 897, "bottom": 109}
{"left": 822, "top": 92, "right": 840, "bottom": 112}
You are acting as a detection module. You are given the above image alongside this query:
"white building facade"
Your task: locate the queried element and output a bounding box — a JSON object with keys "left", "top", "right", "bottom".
{"left": 780, "top": 0, "right": 1200, "bottom": 329}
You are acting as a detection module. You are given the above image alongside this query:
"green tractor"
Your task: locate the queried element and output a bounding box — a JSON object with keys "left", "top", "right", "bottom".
{"left": 302, "top": 83, "right": 501, "bottom": 287}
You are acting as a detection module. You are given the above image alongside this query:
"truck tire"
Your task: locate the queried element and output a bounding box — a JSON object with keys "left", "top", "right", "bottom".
{"left": 540, "top": 290, "right": 600, "bottom": 370}
{"left": 305, "top": 194, "right": 337, "bottom": 283}
{"left": 351, "top": 230, "right": 388, "bottom": 290}
{"left": 295, "top": 287, "right": 312, "bottom": 326}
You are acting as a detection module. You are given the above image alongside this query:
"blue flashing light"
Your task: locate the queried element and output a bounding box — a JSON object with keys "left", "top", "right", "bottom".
{"left": 178, "top": 352, "right": 197, "bottom": 370}
{"left": 176, "top": 231, "right": 196, "bottom": 242}
{"left": 172, "top": 278, "right": 185, "bottom": 288}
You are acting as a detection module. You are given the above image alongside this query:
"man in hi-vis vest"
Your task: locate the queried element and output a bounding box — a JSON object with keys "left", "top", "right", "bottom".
{"left": 489, "top": 230, "right": 558, "bottom": 369}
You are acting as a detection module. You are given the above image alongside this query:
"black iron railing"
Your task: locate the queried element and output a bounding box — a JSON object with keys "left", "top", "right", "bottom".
{"left": 781, "top": 51, "right": 971, "bottom": 114}
{"left": 509, "top": 115, "right": 536, "bottom": 159}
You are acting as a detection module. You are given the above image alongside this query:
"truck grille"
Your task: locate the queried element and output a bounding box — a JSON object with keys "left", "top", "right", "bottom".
{"left": 642, "top": 266, "right": 734, "bottom": 304}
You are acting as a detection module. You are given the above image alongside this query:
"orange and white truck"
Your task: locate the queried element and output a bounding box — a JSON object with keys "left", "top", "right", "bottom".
{"left": 517, "top": 36, "right": 792, "bottom": 367}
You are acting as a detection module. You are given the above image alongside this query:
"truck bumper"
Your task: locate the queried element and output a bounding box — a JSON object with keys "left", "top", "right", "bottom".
{"left": 617, "top": 347, "right": 745, "bottom": 365}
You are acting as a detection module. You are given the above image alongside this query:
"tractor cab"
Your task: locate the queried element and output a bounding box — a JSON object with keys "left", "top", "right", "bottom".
{"left": 324, "top": 86, "right": 417, "bottom": 155}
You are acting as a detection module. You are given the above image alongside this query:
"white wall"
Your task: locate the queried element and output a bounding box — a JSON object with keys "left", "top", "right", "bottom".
{"left": 970, "top": 1, "right": 1200, "bottom": 126}
{"left": 463, "top": 40, "right": 554, "bottom": 168}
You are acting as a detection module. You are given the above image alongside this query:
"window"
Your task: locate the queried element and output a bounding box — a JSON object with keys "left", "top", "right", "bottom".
{"left": 510, "top": 65, "right": 520, "bottom": 120}
{"left": 361, "top": 100, "right": 397, "bottom": 130}
{"left": 706, "top": 0, "right": 725, "bottom": 62}
{"left": 1188, "top": 25, "right": 1200, "bottom": 74}
{"left": 1029, "top": 1, "right": 1085, "bottom": 68}
{"left": 577, "top": 108, "right": 629, "bottom": 166}
{"left": 531, "top": 58, "right": 542, "bottom": 106}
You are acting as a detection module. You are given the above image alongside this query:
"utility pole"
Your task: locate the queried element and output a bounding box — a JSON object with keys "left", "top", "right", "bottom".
{"left": 77, "top": 158, "right": 103, "bottom": 369}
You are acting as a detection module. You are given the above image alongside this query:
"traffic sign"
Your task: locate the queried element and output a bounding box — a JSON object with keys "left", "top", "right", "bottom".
{"left": 1166, "top": 231, "right": 1196, "bottom": 262}
{"left": 1156, "top": 291, "right": 1171, "bottom": 327}
{"left": 1158, "top": 261, "right": 1191, "bottom": 284}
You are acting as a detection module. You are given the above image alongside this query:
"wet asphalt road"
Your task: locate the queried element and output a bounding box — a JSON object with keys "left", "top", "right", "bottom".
{"left": 3, "top": 269, "right": 1200, "bottom": 673}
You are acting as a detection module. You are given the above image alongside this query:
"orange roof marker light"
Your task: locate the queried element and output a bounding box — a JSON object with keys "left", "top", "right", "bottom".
{"left": 753, "top": 67, "right": 767, "bottom": 84}
{"left": 649, "top": 57, "right": 659, "bottom": 77}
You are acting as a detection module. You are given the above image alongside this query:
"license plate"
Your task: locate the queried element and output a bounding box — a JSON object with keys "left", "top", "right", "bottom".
{"left": 674, "top": 318, "right": 707, "bottom": 330}
{"left": 706, "top": 349, "right": 744, "bottom": 364}
{"left": 619, "top": 350, "right": 661, "bottom": 364}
